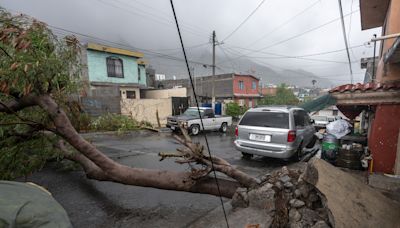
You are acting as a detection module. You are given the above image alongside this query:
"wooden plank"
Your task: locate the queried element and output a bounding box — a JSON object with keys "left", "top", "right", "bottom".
{"left": 303, "top": 159, "right": 400, "bottom": 228}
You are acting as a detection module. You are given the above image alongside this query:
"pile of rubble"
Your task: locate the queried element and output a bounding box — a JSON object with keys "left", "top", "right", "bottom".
{"left": 231, "top": 166, "right": 332, "bottom": 228}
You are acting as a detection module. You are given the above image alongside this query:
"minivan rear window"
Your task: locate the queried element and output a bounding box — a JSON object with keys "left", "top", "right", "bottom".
{"left": 239, "top": 112, "right": 289, "bottom": 129}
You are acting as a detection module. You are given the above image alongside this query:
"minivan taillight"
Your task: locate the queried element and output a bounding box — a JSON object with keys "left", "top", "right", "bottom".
{"left": 235, "top": 126, "right": 238, "bottom": 137}
{"left": 287, "top": 130, "right": 296, "bottom": 142}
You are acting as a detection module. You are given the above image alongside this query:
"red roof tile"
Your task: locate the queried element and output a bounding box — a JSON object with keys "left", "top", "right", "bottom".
{"left": 329, "top": 82, "right": 400, "bottom": 93}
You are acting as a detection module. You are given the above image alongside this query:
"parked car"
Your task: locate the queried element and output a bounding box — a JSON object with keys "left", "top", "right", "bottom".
{"left": 166, "top": 107, "right": 232, "bottom": 135}
{"left": 311, "top": 115, "right": 329, "bottom": 129}
{"left": 234, "top": 106, "right": 316, "bottom": 160}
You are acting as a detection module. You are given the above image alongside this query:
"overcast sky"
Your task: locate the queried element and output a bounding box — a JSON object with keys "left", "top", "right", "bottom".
{"left": 1, "top": 0, "right": 382, "bottom": 84}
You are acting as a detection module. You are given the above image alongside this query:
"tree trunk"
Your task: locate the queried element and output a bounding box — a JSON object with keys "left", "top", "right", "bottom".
{"left": 37, "top": 95, "right": 246, "bottom": 198}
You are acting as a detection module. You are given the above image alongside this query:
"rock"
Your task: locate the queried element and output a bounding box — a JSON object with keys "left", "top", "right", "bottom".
{"left": 294, "top": 189, "right": 301, "bottom": 198}
{"left": 274, "top": 181, "right": 283, "bottom": 190}
{"left": 231, "top": 187, "right": 249, "bottom": 209}
{"left": 298, "top": 182, "right": 311, "bottom": 198}
{"left": 289, "top": 222, "right": 304, "bottom": 228}
{"left": 299, "top": 208, "right": 323, "bottom": 225}
{"left": 280, "top": 175, "right": 291, "bottom": 183}
{"left": 311, "top": 220, "right": 330, "bottom": 228}
{"left": 248, "top": 186, "right": 275, "bottom": 212}
{"left": 281, "top": 166, "right": 289, "bottom": 175}
{"left": 308, "top": 192, "right": 319, "bottom": 202}
{"left": 289, "top": 199, "right": 305, "bottom": 208}
{"left": 284, "top": 182, "right": 294, "bottom": 188}
{"left": 289, "top": 208, "right": 302, "bottom": 222}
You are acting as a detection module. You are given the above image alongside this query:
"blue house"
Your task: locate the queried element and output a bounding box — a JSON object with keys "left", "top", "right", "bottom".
{"left": 82, "top": 43, "right": 147, "bottom": 99}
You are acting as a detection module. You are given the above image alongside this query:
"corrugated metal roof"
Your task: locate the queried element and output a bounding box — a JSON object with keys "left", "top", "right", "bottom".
{"left": 329, "top": 82, "right": 400, "bottom": 93}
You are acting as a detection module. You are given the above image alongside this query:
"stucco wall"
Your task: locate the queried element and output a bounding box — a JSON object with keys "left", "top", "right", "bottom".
{"left": 376, "top": 0, "right": 400, "bottom": 83}
{"left": 121, "top": 98, "right": 172, "bottom": 126}
{"left": 233, "top": 75, "right": 260, "bottom": 96}
{"left": 143, "top": 88, "right": 187, "bottom": 99}
{"left": 369, "top": 104, "right": 400, "bottom": 173}
{"left": 86, "top": 49, "right": 147, "bottom": 86}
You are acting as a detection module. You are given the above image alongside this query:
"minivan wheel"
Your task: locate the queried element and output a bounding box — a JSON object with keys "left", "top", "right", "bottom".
{"left": 305, "top": 135, "right": 317, "bottom": 148}
{"left": 293, "top": 144, "right": 303, "bottom": 162}
{"left": 190, "top": 125, "right": 200, "bottom": 136}
{"left": 220, "top": 122, "right": 227, "bottom": 133}
{"left": 241, "top": 152, "right": 253, "bottom": 159}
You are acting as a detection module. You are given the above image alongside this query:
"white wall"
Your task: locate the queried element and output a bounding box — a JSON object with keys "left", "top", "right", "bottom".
{"left": 143, "top": 88, "right": 187, "bottom": 99}
{"left": 121, "top": 98, "right": 172, "bottom": 126}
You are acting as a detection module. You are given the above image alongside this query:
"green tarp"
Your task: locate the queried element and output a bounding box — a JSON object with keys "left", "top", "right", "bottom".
{"left": 0, "top": 181, "right": 72, "bottom": 228}
{"left": 300, "top": 94, "right": 337, "bottom": 113}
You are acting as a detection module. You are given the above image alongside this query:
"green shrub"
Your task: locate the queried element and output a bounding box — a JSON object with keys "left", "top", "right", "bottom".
{"left": 226, "top": 103, "right": 247, "bottom": 118}
{"left": 90, "top": 113, "right": 140, "bottom": 132}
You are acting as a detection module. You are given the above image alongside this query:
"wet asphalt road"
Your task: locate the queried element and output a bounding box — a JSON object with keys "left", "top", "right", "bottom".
{"left": 23, "top": 130, "right": 302, "bottom": 228}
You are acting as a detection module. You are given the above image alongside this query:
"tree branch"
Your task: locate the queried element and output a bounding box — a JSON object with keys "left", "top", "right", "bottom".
{"left": 37, "top": 95, "right": 240, "bottom": 198}
{"left": 0, "top": 94, "right": 37, "bottom": 113}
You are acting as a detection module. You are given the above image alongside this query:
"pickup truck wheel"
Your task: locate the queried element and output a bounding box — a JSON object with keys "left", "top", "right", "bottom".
{"left": 190, "top": 125, "right": 200, "bottom": 136}
{"left": 220, "top": 122, "right": 227, "bottom": 133}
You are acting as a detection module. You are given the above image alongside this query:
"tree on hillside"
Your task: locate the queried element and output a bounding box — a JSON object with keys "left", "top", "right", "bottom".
{"left": 312, "top": 79, "right": 317, "bottom": 88}
{"left": 259, "top": 84, "right": 299, "bottom": 106}
{"left": 0, "top": 10, "right": 257, "bottom": 198}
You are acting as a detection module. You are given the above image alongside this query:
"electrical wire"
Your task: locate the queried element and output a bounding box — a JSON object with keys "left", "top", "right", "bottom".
{"left": 244, "top": 0, "right": 321, "bottom": 48}
{"left": 169, "top": 0, "right": 229, "bottom": 227}
{"left": 337, "top": 0, "right": 354, "bottom": 83}
{"left": 227, "top": 9, "right": 360, "bottom": 61}
{"left": 47, "top": 24, "right": 216, "bottom": 68}
{"left": 222, "top": 0, "right": 268, "bottom": 41}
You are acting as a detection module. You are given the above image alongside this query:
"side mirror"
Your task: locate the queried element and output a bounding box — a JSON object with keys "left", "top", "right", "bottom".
{"left": 310, "top": 119, "right": 315, "bottom": 124}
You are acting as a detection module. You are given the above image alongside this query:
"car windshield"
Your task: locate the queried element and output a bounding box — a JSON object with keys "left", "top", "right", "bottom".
{"left": 183, "top": 108, "right": 204, "bottom": 117}
{"left": 313, "top": 116, "right": 328, "bottom": 121}
{"left": 239, "top": 111, "right": 289, "bottom": 129}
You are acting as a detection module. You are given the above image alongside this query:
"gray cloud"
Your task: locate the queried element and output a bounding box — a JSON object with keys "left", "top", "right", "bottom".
{"left": 1, "top": 0, "right": 381, "bottom": 85}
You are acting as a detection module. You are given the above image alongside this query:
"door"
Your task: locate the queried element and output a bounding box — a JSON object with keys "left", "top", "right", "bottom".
{"left": 203, "top": 109, "right": 217, "bottom": 130}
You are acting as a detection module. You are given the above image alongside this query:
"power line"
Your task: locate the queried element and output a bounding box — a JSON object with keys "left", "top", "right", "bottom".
{"left": 222, "top": 0, "right": 268, "bottom": 41}
{"left": 49, "top": 25, "right": 216, "bottom": 68}
{"left": 245, "top": 0, "right": 321, "bottom": 48}
{"left": 96, "top": 0, "right": 208, "bottom": 39}
{"left": 227, "top": 9, "right": 360, "bottom": 61}
{"left": 337, "top": 0, "right": 354, "bottom": 83}
{"left": 169, "top": 1, "right": 229, "bottom": 228}
{"left": 219, "top": 45, "right": 237, "bottom": 73}
{"left": 223, "top": 44, "right": 364, "bottom": 64}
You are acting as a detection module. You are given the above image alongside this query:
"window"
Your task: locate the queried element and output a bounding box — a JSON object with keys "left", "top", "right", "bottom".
{"left": 294, "top": 110, "right": 305, "bottom": 127}
{"left": 239, "top": 112, "right": 289, "bottom": 129}
{"left": 106, "top": 57, "right": 124, "bottom": 78}
{"left": 126, "top": 90, "right": 136, "bottom": 99}
{"left": 239, "top": 81, "right": 244, "bottom": 90}
{"left": 252, "top": 81, "right": 256, "bottom": 89}
{"left": 138, "top": 67, "right": 141, "bottom": 81}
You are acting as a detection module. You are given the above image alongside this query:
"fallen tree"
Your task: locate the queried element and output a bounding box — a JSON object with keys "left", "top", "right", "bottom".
{"left": 0, "top": 9, "right": 257, "bottom": 198}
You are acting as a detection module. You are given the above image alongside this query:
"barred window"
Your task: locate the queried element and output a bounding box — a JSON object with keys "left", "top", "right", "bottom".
{"left": 106, "top": 57, "right": 124, "bottom": 78}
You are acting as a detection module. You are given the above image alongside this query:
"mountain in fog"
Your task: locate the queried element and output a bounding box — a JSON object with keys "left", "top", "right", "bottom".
{"left": 149, "top": 48, "right": 334, "bottom": 88}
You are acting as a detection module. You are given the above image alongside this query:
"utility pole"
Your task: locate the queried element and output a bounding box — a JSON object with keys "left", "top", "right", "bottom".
{"left": 211, "top": 30, "right": 216, "bottom": 107}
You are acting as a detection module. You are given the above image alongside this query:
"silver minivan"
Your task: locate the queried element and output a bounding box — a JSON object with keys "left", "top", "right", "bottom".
{"left": 234, "top": 106, "right": 315, "bottom": 160}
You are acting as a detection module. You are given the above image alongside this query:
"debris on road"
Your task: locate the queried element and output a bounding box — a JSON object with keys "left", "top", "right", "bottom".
{"left": 228, "top": 158, "right": 400, "bottom": 228}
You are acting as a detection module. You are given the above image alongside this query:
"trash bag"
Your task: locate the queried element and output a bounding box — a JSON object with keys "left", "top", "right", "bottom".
{"left": 0, "top": 181, "right": 72, "bottom": 228}
{"left": 326, "top": 119, "right": 351, "bottom": 139}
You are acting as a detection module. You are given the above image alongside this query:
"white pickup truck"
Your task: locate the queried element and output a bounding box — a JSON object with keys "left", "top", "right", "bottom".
{"left": 166, "top": 107, "right": 232, "bottom": 135}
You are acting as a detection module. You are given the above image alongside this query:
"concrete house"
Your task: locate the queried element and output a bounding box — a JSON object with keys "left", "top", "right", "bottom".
{"left": 329, "top": 0, "right": 400, "bottom": 174}
{"left": 81, "top": 43, "right": 147, "bottom": 99}
{"left": 161, "top": 73, "right": 261, "bottom": 108}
